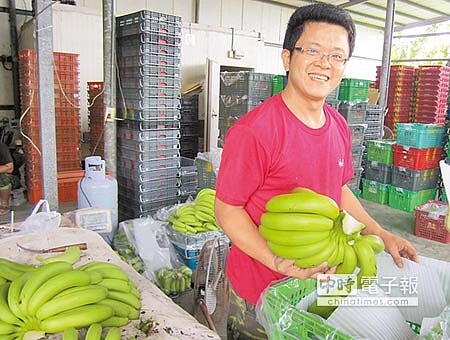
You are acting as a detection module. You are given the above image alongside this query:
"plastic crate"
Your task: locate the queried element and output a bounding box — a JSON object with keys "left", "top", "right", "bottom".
{"left": 259, "top": 278, "right": 352, "bottom": 340}
{"left": 364, "top": 162, "right": 392, "bottom": 184}
{"left": 220, "top": 71, "right": 273, "bottom": 98}
{"left": 366, "top": 140, "right": 396, "bottom": 165}
{"left": 338, "top": 102, "right": 367, "bottom": 124}
{"left": 349, "top": 124, "right": 366, "bottom": 146}
{"left": 388, "top": 186, "right": 437, "bottom": 213}
{"left": 347, "top": 167, "right": 363, "bottom": 192}
{"left": 414, "top": 200, "right": 450, "bottom": 243}
{"left": 393, "top": 145, "right": 442, "bottom": 170}
{"left": 361, "top": 179, "right": 390, "bottom": 204}
{"left": 391, "top": 166, "right": 439, "bottom": 191}
{"left": 351, "top": 145, "right": 364, "bottom": 168}
{"left": 195, "top": 158, "right": 216, "bottom": 189}
{"left": 338, "top": 78, "right": 370, "bottom": 102}
{"left": 171, "top": 242, "right": 201, "bottom": 270}
{"left": 396, "top": 123, "right": 445, "bottom": 148}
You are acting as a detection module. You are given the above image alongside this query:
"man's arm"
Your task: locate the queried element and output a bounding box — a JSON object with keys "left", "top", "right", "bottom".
{"left": 214, "top": 197, "right": 333, "bottom": 278}
{"left": 340, "top": 185, "right": 418, "bottom": 267}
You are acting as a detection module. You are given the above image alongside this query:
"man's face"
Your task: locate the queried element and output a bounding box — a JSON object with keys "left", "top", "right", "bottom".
{"left": 282, "top": 21, "right": 350, "bottom": 101}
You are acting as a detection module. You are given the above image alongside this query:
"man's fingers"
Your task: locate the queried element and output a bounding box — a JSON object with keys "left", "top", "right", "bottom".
{"left": 390, "top": 249, "right": 404, "bottom": 268}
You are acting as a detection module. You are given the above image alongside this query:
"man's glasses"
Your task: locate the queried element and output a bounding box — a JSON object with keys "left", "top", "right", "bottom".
{"left": 294, "top": 47, "right": 348, "bottom": 66}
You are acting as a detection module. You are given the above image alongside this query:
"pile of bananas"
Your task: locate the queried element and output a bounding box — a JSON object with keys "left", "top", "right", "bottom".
{"left": 0, "top": 255, "right": 141, "bottom": 339}
{"left": 260, "top": 188, "right": 384, "bottom": 282}
{"left": 167, "top": 188, "right": 221, "bottom": 234}
{"left": 155, "top": 265, "right": 192, "bottom": 296}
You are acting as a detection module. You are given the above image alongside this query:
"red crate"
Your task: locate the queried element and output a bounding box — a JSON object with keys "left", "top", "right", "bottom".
{"left": 414, "top": 200, "right": 450, "bottom": 243}
{"left": 393, "top": 145, "right": 442, "bottom": 170}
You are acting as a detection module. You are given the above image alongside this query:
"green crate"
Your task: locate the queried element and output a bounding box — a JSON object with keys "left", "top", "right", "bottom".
{"left": 338, "top": 78, "right": 370, "bottom": 101}
{"left": 195, "top": 158, "right": 216, "bottom": 189}
{"left": 260, "top": 278, "right": 352, "bottom": 340}
{"left": 396, "top": 123, "right": 445, "bottom": 149}
{"left": 366, "top": 139, "right": 396, "bottom": 165}
{"left": 387, "top": 186, "right": 437, "bottom": 213}
{"left": 361, "top": 179, "right": 390, "bottom": 204}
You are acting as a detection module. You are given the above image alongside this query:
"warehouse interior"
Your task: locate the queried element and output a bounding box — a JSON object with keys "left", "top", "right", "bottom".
{"left": 0, "top": 0, "right": 449, "bottom": 339}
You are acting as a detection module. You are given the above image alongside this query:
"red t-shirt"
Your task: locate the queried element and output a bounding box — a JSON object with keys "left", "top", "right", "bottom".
{"left": 215, "top": 93, "right": 354, "bottom": 305}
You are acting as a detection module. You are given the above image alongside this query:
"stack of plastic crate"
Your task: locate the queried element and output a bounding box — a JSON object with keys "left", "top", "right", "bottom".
{"left": 338, "top": 78, "right": 370, "bottom": 195}
{"left": 362, "top": 139, "right": 396, "bottom": 205}
{"left": 325, "top": 84, "right": 339, "bottom": 110}
{"left": 19, "top": 49, "right": 83, "bottom": 204}
{"left": 180, "top": 94, "right": 200, "bottom": 159}
{"left": 412, "top": 66, "right": 449, "bottom": 124}
{"left": 180, "top": 157, "right": 198, "bottom": 201}
{"left": 378, "top": 65, "right": 415, "bottom": 137}
{"left": 115, "top": 10, "right": 182, "bottom": 220}
{"left": 272, "top": 75, "right": 286, "bottom": 95}
{"left": 218, "top": 71, "right": 273, "bottom": 145}
{"left": 87, "top": 81, "right": 104, "bottom": 158}
{"left": 388, "top": 123, "right": 444, "bottom": 212}
{"left": 364, "top": 104, "right": 384, "bottom": 140}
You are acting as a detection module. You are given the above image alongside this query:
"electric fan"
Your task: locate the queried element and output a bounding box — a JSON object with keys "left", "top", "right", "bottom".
{"left": 193, "top": 236, "right": 230, "bottom": 335}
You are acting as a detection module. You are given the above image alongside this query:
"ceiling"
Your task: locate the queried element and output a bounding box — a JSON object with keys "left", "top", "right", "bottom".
{"left": 256, "top": 0, "right": 450, "bottom": 32}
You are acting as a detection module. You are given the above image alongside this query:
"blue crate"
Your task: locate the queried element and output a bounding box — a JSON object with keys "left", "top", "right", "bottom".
{"left": 396, "top": 123, "right": 445, "bottom": 148}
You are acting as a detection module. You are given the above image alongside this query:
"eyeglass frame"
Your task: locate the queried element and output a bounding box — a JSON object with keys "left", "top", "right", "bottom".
{"left": 294, "top": 46, "right": 348, "bottom": 66}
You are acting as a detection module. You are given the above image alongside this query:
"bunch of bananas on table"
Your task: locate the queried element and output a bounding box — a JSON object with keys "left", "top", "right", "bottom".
{"left": 155, "top": 265, "right": 193, "bottom": 296}
{"left": 0, "top": 247, "right": 141, "bottom": 339}
{"left": 167, "top": 188, "right": 221, "bottom": 234}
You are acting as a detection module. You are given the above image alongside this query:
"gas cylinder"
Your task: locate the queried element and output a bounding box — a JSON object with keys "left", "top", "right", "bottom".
{"left": 77, "top": 156, "right": 118, "bottom": 243}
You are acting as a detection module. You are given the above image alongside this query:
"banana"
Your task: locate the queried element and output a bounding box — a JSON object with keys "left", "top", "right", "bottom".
{"left": 0, "top": 258, "right": 37, "bottom": 272}
{"left": 359, "top": 234, "right": 385, "bottom": 254}
{"left": 0, "top": 283, "right": 23, "bottom": 325}
{"left": 177, "top": 214, "right": 199, "bottom": 224}
{"left": 261, "top": 212, "right": 334, "bottom": 232}
{"left": 98, "top": 278, "right": 131, "bottom": 293}
{"left": 8, "top": 271, "right": 32, "bottom": 320}
{"left": 195, "top": 188, "right": 216, "bottom": 200}
{"left": 194, "top": 210, "right": 215, "bottom": 223}
{"left": 265, "top": 191, "right": 339, "bottom": 220}
{"left": 353, "top": 238, "right": 377, "bottom": 288}
{"left": 0, "top": 320, "right": 20, "bottom": 335}
{"left": 27, "top": 270, "right": 92, "bottom": 316}
{"left": 294, "top": 241, "right": 336, "bottom": 268}
{"left": 36, "top": 246, "right": 82, "bottom": 265}
{"left": 35, "top": 285, "right": 108, "bottom": 320}
{"left": 0, "top": 262, "right": 26, "bottom": 281}
{"left": 100, "top": 316, "right": 129, "bottom": 327}
{"left": 335, "top": 242, "right": 357, "bottom": 275}
{"left": 267, "top": 237, "right": 331, "bottom": 259}
{"left": 107, "top": 290, "right": 141, "bottom": 310}
{"left": 203, "top": 222, "right": 219, "bottom": 231}
{"left": 307, "top": 299, "right": 337, "bottom": 319}
{"left": 20, "top": 262, "right": 73, "bottom": 313}
{"left": 175, "top": 204, "right": 196, "bottom": 217}
{"left": 195, "top": 204, "right": 214, "bottom": 216}
{"left": 85, "top": 323, "right": 103, "bottom": 340}
{"left": 104, "top": 326, "right": 121, "bottom": 340}
{"left": 82, "top": 267, "right": 128, "bottom": 282}
{"left": 259, "top": 224, "right": 330, "bottom": 246}
{"left": 40, "top": 304, "right": 114, "bottom": 333}
{"left": 63, "top": 328, "right": 78, "bottom": 340}
{"left": 0, "top": 277, "right": 5, "bottom": 285}
{"left": 130, "top": 286, "right": 140, "bottom": 298}
{"left": 98, "top": 298, "right": 140, "bottom": 319}
{"left": 53, "top": 284, "right": 100, "bottom": 299}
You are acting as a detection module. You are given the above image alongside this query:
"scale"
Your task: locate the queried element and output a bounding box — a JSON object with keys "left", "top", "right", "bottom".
{"left": 72, "top": 207, "right": 113, "bottom": 235}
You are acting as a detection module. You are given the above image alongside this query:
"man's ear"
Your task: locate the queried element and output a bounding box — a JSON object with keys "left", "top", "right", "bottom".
{"left": 281, "top": 49, "right": 291, "bottom": 72}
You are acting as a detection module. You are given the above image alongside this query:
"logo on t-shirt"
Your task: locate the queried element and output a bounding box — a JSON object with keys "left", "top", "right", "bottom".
{"left": 338, "top": 158, "right": 344, "bottom": 167}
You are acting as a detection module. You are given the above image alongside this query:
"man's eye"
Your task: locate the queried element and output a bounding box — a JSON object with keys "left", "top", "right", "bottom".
{"left": 331, "top": 54, "right": 344, "bottom": 60}
{"left": 306, "top": 48, "right": 320, "bottom": 55}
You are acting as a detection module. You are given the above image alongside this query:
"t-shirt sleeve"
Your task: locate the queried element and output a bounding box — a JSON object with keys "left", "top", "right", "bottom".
{"left": 215, "top": 124, "right": 268, "bottom": 206}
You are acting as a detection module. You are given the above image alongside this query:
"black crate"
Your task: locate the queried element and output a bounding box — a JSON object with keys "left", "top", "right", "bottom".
{"left": 364, "top": 161, "right": 392, "bottom": 184}
{"left": 220, "top": 71, "right": 273, "bottom": 99}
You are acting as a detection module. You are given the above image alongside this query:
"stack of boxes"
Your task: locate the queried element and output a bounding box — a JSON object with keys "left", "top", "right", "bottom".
{"left": 115, "top": 10, "right": 182, "bottom": 220}
{"left": 218, "top": 71, "right": 273, "bottom": 146}
{"left": 389, "top": 123, "right": 444, "bottom": 212}
{"left": 364, "top": 104, "right": 384, "bottom": 141}
{"left": 412, "top": 66, "right": 449, "bottom": 124}
{"left": 180, "top": 94, "right": 200, "bottom": 159}
{"left": 377, "top": 65, "right": 415, "bottom": 137}
{"left": 19, "top": 50, "right": 83, "bottom": 203}
{"left": 325, "top": 84, "right": 340, "bottom": 110}
{"left": 337, "top": 78, "right": 370, "bottom": 196}
{"left": 362, "top": 139, "right": 395, "bottom": 205}
{"left": 87, "top": 81, "right": 104, "bottom": 158}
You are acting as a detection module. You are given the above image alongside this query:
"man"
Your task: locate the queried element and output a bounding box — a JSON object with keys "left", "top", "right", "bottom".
{"left": 0, "top": 141, "right": 13, "bottom": 214}
{"left": 214, "top": 3, "right": 418, "bottom": 339}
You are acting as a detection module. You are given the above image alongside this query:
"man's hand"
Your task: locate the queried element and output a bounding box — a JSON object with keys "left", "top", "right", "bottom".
{"left": 380, "top": 230, "right": 418, "bottom": 267}
{"left": 273, "top": 256, "right": 336, "bottom": 279}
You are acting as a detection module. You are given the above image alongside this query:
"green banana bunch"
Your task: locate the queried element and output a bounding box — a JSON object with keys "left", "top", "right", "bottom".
{"left": 156, "top": 265, "right": 192, "bottom": 296}
{"left": 353, "top": 237, "right": 378, "bottom": 288}
{"left": 36, "top": 246, "right": 82, "bottom": 265}
{"left": 167, "top": 188, "right": 221, "bottom": 234}
{"left": 85, "top": 323, "right": 103, "bottom": 340}
{"left": 0, "top": 258, "right": 37, "bottom": 282}
{"left": 0, "top": 257, "right": 141, "bottom": 338}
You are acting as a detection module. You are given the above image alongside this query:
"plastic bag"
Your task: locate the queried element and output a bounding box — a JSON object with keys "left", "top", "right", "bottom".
{"left": 20, "top": 199, "right": 61, "bottom": 233}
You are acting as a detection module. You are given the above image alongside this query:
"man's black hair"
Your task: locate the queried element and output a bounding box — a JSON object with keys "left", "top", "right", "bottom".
{"left": 282, "top": 3, "right": 356, "bottom": 58}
